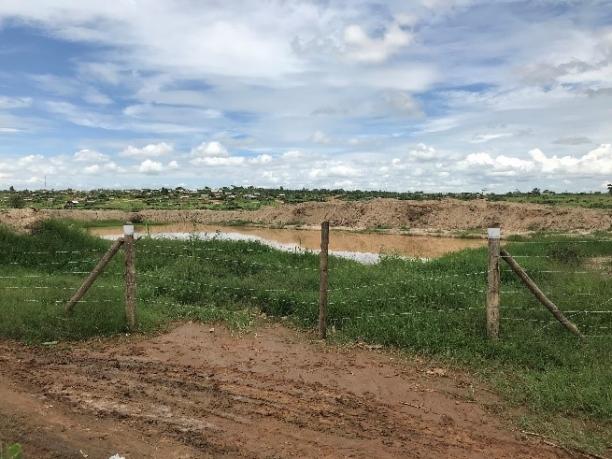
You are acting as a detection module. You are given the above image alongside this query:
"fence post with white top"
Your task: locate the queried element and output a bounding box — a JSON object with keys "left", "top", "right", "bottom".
{"left": 486, "top": 227, "right": 501, "bottom": 340}
{"left": 123, "top": 222, "right": 137, "bottom": 331}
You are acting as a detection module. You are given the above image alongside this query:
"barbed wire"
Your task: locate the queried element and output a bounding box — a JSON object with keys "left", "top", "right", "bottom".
{"left": 0, "top": 284, "right": 123, "bottom": 290}
{"left": 0, "top": 271, "right": 122, "bottom": 279}
{"left": 328, "top": 270, "right": 489, "bottom": 293}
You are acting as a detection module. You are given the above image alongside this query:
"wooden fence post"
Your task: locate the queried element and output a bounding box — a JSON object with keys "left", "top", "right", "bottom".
{"left": 500, "top": 249, "right": 585, "bottom": 339}
{"left": 123, "top": 222, "right": 137, "bottom": 331}
{"left": 318, "top": 221, "right": 330, "bottom": 339}
{"left": 65, "top": 238, "right": 124, "bottom": 313}
{"left": 486, "top": 227, "right": 501, "bottom": 340}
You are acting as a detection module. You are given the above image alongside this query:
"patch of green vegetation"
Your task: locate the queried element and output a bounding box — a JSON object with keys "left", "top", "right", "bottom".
{"left": 0, "top": 443, "right": 23, "bottom": 459}
{"left": 0, "top": 221, "right": 610, "bottom": 453}
{"left": 1, "top": 186, "right": 610, "bottom": 211}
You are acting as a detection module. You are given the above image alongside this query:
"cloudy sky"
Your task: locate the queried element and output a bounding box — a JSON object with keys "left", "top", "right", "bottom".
{"left": 0, "top": 0, "right": 611, "bottom": 192}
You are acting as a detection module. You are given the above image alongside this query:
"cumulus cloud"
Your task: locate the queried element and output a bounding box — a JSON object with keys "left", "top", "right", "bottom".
{"left": 121, "top": 142, "right": 173, "bottom": 157}
{"left": 83, "top": 164, "right": 100, "bottom": 174}
{"left": 408, "top": 143, "right": 438, "bottom": 161}
{"left": 529, "top": 144, "right": 612, "bottom": 175}
{"left": 458, "top": 144, "right": 612, "bottom": 177}
{"left": 249, "top": 154, "right": 272, "bottom": 165}
{"left": 191, "top": 141, "right": 228, "bottom": 157}
{"left": 460, "top": 152, "right": 534, "bottom": 176}
{"left": 138, "top": 159, "right": 164, "bottom": 174}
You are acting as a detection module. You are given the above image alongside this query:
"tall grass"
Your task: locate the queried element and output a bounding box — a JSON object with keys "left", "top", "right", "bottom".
{"left": 0, "top": 220, "right": 610, "bottom": 450}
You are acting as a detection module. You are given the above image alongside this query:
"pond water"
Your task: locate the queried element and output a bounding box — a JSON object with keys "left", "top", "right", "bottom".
{"left": 89, "top": 223, "right": 485, "bottom": 264}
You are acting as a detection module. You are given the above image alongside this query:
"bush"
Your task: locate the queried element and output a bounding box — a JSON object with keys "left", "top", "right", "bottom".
{"left": 7, "top": 194, "right": 25, "bottom": 209}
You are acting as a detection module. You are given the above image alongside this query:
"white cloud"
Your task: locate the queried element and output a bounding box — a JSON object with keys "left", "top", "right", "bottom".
{"left": 458, "top": 144, "right": 612, "bottom": 178}
{"left": 73, "top": 148, "right": 108, "bottom": 162}
{"left": 343, "top": 23, "right": 413, "bottom": 63}
{"left": 191, "top": 156, "right": 245, "bottom": 167}
{"left": 249, "top": 154, "right": 272, "bottom": 165}
{"left": 138, "top": 159, "right": 164, "bottom": 174}
{"left": 121, "top": 142, "right": 173, "bottom": 157}
{"left": 460, "top": 152, "right": 535, "bottom": 175}
{"left": 167, "top": 160, "right": 179, "bottom": 170}
{"left": 309, "top": 163, "right": 362, "bottom": 178}
{"left": 83, "top": 164, "right": 100, "bottom": 174}
{"left": 529, "top": 144, "right": 612, "bottom": 175}
{"left": 191, "top": 141, "right": 228, "bottom": 157}
{"left": 408, "top": 143, "right": 438, "bottom": 161}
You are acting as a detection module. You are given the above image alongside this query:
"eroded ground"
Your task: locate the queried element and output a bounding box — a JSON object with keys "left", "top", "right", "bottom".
{"left": 0, "top": 323, "right": 572, "bottom": 458}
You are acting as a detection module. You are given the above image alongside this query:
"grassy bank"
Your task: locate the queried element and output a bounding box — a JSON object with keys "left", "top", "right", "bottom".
{"left": 0, "top": 220, "right": 610, "bottom": 452}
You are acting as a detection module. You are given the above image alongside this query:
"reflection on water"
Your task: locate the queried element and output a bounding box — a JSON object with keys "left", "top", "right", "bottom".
{"left": 90, "top": 223, "right": 485, "bottom": 264}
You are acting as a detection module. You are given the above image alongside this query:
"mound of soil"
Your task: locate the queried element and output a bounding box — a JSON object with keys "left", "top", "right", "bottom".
{"left": 2, "top": 198, "right": 611, "bottom": 234}
{"left": 0, "top": 323, "right": 569, "bottom": 458}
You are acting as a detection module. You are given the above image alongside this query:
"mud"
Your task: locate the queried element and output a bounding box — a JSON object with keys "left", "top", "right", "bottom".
{"left": 0, "top": 323, "right": 571, "bottom": 458}
{"left": 89, "top": 223, "right": 485, "bottom": 258}
{"left": 2, "top": 198, "right": 611, "bottom": 234}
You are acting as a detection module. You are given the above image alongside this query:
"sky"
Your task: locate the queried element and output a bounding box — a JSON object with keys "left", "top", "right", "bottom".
{"left": 0, "top": 0, "right": 611, "bottom": 192}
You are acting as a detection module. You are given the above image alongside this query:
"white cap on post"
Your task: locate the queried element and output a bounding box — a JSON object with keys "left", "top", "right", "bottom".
{"left": 123, "top": 222, "right": 135, "bottom": 236}
{"left": 487, "top": 227, "right": 501, "bottom": 239}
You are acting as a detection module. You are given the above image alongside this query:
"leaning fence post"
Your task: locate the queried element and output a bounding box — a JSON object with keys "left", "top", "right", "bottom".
{"left": 318, "top": 221, "right": 330, "bottom": 339}
{"left": 123, "top": 222, "right": 137, "bottom": 331}
{"left": 486, "top": 227, "right": 501, "bottom": 340}
{"left": 65, "top": 238, "right": 124, "bottom": 313}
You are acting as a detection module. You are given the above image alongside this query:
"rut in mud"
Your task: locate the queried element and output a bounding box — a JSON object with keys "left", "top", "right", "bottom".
{"left": 0, "top": 323, "right": 570, "bottom": 458}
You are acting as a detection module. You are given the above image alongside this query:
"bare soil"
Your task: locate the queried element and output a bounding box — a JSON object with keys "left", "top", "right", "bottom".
{"left": 0, "top": 322, "right": 572, "bottom": 458}
{"left": 2, "top": 198, "right": 612, "bottom": 234}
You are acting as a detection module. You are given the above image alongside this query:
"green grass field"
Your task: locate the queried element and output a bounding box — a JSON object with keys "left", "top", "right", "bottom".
{"left": 0, "top": 220, "right": 610, "bottom": 452}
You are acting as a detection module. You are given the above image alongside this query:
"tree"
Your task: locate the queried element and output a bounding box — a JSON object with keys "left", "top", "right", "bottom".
{"left": 608, "top": 183, "right": 612, "bottom": 195}
{"left": 8, "top": 193, "right": 25, "bottom": 209}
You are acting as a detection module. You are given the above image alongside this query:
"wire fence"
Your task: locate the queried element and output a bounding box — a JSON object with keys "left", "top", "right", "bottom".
{"left": 1, "top": 225, "right": 611, "bottom": 342}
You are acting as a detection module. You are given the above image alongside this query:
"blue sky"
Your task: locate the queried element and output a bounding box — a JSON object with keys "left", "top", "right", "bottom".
{"left": 0, "top": 0, "right": 611, "bottom": 191}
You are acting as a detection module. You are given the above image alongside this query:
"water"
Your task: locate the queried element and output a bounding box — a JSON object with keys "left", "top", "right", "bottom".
{"left": 90, "top": 223, "right": 485, "bottom": 264}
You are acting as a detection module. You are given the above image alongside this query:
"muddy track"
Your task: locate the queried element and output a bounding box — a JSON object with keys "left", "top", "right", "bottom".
{"left": 0, "top": 323, "right": 570, "bottom": 458}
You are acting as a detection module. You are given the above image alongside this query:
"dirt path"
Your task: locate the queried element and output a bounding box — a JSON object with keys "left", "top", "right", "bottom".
{"left": 3, "top": 198, "right": 612, "bottom": 234}
{"left": 0, "top": 323, "right": 570, "bottom": 458}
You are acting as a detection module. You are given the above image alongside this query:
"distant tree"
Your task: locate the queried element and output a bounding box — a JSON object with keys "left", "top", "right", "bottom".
{"left": 608, "top": 183, "right": 612, "bottom": 195}
{"left": 8, "top": 193, "right": 25, "bottom": 209}
{"left": 9, "top": 185, "right": 15, "bottom": 192}
{"left": 530, "top": 187, "right": 541, "bottom": 195}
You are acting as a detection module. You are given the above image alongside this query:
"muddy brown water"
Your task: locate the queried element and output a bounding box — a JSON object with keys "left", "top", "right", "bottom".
{"left": 90, "top": 223, "right": 484, "bottom": 259}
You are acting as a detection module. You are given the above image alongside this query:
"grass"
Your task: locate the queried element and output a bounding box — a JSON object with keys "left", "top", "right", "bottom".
{"left": 0, "top": 220, "right": 610, "bottom": 453}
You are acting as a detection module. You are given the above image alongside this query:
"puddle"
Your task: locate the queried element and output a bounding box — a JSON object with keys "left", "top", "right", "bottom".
{"left": 90, "top": 224, "right": 485, "bottom": 264}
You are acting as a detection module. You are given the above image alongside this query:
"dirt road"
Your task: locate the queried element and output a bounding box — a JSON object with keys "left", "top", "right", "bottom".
{"left": 3, "top": 198, "right": 612, "bottom": 234}
{"left": 0, "top": 322, "right": 570, "bottom": 458}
